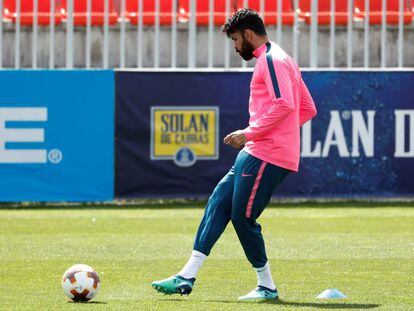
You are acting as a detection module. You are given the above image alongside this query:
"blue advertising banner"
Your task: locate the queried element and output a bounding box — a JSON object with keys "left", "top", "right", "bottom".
{"left": 115, "top": 71, "right": 414, "bottom": 198}
{"left": 0, "top": 70, "right": 114, "bottom": 201}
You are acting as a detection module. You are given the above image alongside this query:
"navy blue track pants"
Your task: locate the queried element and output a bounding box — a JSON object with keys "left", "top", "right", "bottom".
{"left": 194, "top": 150, "right": 290, "bottom": 268}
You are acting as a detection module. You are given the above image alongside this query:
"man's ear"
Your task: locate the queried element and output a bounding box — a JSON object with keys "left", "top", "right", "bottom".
{"left": 243, "top": 29, "right": 254, "bottom": 41}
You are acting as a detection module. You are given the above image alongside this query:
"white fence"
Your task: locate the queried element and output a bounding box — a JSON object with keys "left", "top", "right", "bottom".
{"left": 0, "top": 0, "right": 413, "bottom": 69}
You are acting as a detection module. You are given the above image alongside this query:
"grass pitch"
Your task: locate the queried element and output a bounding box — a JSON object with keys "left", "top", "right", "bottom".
{"left": 1, "top": 204, "right": 413, "bottom": 310}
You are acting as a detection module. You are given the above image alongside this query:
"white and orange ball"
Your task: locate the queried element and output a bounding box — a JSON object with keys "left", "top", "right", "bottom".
{"left": 62, "top": 264, "right": 100, "bottom": 302}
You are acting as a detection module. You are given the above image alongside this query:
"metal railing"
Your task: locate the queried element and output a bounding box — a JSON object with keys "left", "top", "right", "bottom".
{"left": 0, "top": 0, "right": 413, "bottom": 69}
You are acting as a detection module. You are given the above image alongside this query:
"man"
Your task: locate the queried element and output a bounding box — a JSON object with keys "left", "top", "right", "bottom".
{"left": 152, "top": 8, "right": 317, "bottom": 300}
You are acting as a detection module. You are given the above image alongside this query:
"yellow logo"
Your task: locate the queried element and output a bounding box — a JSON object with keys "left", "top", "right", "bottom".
{"left": 151, "top": 106, "right": 219, "bottom": 166}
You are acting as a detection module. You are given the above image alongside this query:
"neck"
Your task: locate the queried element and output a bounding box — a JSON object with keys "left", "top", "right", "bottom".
{"left": 252, "top": 36, "right": 269, "bottom": 50}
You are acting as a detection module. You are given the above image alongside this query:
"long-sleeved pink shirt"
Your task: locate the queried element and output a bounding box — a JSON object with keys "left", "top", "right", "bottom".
{"left": 242, "top": 41, "right": 317, "bottom": 172}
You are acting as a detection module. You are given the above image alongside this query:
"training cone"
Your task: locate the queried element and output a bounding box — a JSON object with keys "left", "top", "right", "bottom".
{"left": 316, "top": 289, "right": 347, "bottom": 299}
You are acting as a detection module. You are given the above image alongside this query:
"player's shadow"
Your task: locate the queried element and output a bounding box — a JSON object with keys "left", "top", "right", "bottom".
{"left": 68, "top": 301, "right": 107, "bottom": 304}
{"left": 161, "top": 298, "right": 380, "bottom": 309}
{"left": 261, "top": 299, "right": 380, "bottom": 309}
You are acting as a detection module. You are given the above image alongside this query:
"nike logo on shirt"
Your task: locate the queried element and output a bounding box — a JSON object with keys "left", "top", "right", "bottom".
{"left": 242, "top": 173, "right": 253, "bottom": 177}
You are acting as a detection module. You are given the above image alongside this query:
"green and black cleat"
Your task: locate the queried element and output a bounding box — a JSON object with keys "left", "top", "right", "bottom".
{"left": 238, "top": 285, "right": 279, "bottom": 301}
{"left": 151, "top": 275, "right": 195, "bottom": 295}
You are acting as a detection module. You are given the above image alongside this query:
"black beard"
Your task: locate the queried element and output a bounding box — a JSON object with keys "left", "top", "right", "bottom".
{"left": 238, "top": 38, "right": 255, "bottom": 61}
{"left": 239, "top": 50, "right": 254, "bottom": 61}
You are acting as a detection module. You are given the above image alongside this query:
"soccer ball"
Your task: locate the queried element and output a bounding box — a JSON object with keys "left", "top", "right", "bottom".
{"left": 61, "top": 264, "right": 100, "bottom": 302}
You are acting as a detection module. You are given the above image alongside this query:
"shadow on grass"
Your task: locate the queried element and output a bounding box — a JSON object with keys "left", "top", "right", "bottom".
{"left": 261, "top": 299, "right": 380, "bottom": 309}
{"left": 68, "top": 301, "right": 107, "bottom": 304}
{"left": 159, "top": 298, "right": 380, "bottom": 309}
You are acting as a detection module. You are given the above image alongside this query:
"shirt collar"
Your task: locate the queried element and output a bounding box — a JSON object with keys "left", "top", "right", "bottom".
{"left": 253, "top": 41, "right": 271, "bottom": 58}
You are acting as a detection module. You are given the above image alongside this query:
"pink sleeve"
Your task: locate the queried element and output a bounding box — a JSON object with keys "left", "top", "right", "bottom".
{"left": 243, "top": 58, "right": 295, "bottom": 141}
{"left": 299, "top": 78, "right": 317, "bottom": 127}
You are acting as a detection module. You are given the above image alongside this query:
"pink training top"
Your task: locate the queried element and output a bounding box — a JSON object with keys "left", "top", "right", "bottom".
{"left": 242, "top": 41, "right": 317, "bottom": 172}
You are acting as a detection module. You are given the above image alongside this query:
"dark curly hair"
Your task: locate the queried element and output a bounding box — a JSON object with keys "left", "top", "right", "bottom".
{"left": 221, "top": 8, "right": 267, "bottom": 37}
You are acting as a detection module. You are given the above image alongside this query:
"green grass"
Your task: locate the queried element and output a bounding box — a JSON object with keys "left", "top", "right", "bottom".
{"left": 1, "top": 205, "right": 414, "bottom": 310}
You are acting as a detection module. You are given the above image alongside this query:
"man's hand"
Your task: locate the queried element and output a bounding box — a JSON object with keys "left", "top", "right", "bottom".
{"left": 224, "top": 130, "right": 247, "bottom": 149}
